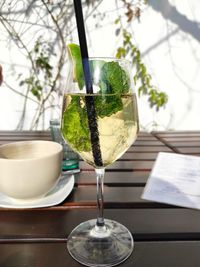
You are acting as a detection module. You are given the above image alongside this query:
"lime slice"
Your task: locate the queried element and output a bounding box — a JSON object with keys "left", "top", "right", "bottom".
{"left": 67, "top": 43, "right": 84, "bottom": 89}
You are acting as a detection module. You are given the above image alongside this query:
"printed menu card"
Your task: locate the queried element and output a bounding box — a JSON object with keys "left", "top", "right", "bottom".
{"left": 142, "top": 152, "right": 200, "bottom": 209}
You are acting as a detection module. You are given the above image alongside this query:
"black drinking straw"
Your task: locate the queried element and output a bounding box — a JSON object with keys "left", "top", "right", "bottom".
{"left": 73, "top": 0, "right": 103, "bottom": 166}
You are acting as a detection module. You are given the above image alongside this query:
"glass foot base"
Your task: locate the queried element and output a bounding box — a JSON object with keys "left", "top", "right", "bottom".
{"left": 67, "top": 219, "right": 134, "bottom": 267}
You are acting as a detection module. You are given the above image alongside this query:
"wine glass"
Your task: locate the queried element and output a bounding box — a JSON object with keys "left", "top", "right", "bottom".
{"left": 61, "top": 57, "right": 139, "bottom": 267}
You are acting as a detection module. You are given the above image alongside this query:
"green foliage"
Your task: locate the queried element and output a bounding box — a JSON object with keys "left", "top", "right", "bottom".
{"left": 101, "top": 61, "right": 130, "bottom": 94}
{"left": 62, "top": 94, "right": 122, "bottom": 153}
{"left": 19, "top": 38, "right": 54, "bottom": 101}
{"left": 95, "top": 61, "right": 130, "bottom": 117}
{"left": 95, "top": 94, "right": 123, "bottom": 118}
{"left": 62, "top": 96, "right": 91, "bottom": 152}
{"left": 61, "top": 58, "right": 131, "bottom": 152}
{"left": 116, "top": 28, "right": 168, "bottom": 111}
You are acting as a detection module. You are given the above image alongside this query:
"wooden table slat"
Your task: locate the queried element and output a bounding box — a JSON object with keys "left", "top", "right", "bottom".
{"left": 128, "top": 146, "right": 172, "bottom": 152}
{"left": 1, "top": 209, "right": 200, "bottom": 241}
{"left": 80, "top": 160, "right": 154, "bottom": 171}
{"left": 76, "top": 171, "right": 149, "bottom": 185}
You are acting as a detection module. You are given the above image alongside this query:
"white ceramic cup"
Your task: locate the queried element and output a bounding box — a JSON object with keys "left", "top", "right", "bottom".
{"left": 0, "top": 140, "right": 63, "bottom": 201}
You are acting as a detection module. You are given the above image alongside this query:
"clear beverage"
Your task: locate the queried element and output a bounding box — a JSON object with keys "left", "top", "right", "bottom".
{"left": 61, "top": 93, "right": 139, "bottom": 167}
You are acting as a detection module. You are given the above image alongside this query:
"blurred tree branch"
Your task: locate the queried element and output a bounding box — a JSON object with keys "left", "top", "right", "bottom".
{"left": 0, "top": 0, "right": 168, "bottom": 129}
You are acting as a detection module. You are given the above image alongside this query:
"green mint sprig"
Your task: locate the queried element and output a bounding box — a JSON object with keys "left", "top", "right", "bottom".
{"left": 62, "top": 44, "right": 130, "bottom": 152}
{"left": 62, "top": 96, "right": 91, "bottom": 152}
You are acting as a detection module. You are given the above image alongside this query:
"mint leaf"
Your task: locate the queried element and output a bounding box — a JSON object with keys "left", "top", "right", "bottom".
{"left": 94, "top": 61, "right": 130, "bottom": 117}
{"left": 100, "top": 61, "right": 130, "bottom": 94}
{"left": 61, "top": 96, "right": 91, "bottom": 152}
{"left": 95, "top": 94, "right": 123, "bottom": 118}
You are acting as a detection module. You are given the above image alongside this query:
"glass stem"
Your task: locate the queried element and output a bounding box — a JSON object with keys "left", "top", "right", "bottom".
{"left": 95, "top": 168, "right": 105, "bottom": 227}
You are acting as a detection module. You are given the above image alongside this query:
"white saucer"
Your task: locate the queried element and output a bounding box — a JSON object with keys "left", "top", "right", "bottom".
{"left": 0, "top": 174, "right": 74, "bottom": 209}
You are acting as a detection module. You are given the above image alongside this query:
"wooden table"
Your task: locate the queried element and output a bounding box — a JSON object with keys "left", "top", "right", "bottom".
{"left": 0, "top": 131, "right": 200, "bottom": 266}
